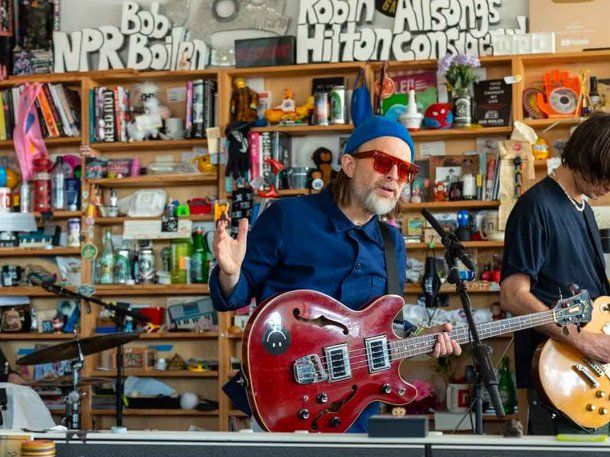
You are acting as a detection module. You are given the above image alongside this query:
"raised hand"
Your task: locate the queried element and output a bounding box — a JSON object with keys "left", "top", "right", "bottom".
{"left": 214, "top": 218, "right": 248, "bottom": 277}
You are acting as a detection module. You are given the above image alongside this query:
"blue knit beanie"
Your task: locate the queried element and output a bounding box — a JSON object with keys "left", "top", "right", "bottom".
{"left": 344, "top": 116, "right": 415, "bottom": 161}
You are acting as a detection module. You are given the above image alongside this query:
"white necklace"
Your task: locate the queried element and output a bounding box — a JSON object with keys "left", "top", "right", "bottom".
{"left": 550, "top": 172, "right": 585, "bottom": 212}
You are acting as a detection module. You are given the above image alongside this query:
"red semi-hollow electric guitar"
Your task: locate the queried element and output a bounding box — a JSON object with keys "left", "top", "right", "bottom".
{"left": 242, "top": 289, "right": 591, "bottom": 433}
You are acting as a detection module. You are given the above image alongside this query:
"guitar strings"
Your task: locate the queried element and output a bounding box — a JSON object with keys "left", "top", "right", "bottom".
{"left": 310, "top": 313, "right": 556, "bottom": 375}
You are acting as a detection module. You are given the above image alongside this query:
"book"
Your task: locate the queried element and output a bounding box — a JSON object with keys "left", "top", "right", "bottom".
{"left": 474, "top": 79, "right": 512, "bottom": 127}
{"left": 381, "top": 71, "right": 438, "bottom": 120}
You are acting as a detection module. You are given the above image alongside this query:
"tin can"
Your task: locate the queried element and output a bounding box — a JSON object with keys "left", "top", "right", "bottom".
{"left": 314, "top": 92, "right": 329, "bottom": 126}
{"left": 67, "top": 218, "right": 81, "bottom": 247}
{"left": 138, "top": 248, "right": 155, "bottom": 284}
{"left": 160, "top": 246, "right": 170, "bottom": 272}
{"left": 115, "top": 249, "right": 131, "bottom": 284}
{"left": 330, "top": 85, "right": 346, "bottom": 125}
{"left": 20, "top": 181, "right": 31, "bottom": 213}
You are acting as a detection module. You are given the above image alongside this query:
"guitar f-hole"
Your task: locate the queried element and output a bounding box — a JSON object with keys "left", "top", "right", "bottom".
{"left": 293, "top": 308, "right": 349, "bottom": 335}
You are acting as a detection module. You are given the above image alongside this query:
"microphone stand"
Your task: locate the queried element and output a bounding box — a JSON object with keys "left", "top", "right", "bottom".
{"left": 28, "top": 275, "right": 148, "bottom": 428}
{"left": 421, "top": 210, "right": 505, "bottom": 434}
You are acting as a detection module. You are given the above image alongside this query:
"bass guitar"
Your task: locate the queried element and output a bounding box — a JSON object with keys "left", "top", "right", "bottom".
{"left": 242, "top": 289, "right": 592, "bottom": 432}
{"left": 533, "top": 295, "right": 610, "bottom": 429}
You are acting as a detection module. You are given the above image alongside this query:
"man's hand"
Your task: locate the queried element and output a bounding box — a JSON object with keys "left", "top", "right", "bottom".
{"left": 575, "top": 332, "right": 610, "bottom": 364}
{"left": 425, "top": 323, "right": 462, "bottom": 358}
{"left": 214, "top": 218, "right": 248, "bottom": 298}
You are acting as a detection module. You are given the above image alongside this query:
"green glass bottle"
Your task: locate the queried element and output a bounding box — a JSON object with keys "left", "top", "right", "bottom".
{"left": 498, "top": 356, "right": 517, "bottom": 414}
{"left": 171, "top": 237, "right": 192, "bottom": 284}
{"left": 191, "top": 228, "right": 208, "bottom": 284}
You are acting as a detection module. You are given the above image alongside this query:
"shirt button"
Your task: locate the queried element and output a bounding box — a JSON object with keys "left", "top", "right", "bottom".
{"left": 355, "top": 263, "right": 361, "bottom": 270}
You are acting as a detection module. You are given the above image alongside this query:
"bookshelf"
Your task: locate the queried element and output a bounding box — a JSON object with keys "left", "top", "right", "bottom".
{"left": 1, "top": 49, "right": 608, "bottom": 433}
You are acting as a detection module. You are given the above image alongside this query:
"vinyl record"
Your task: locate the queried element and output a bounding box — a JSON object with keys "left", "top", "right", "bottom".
{"left": 549, "top": 87, "right": 578, "bottom": 115}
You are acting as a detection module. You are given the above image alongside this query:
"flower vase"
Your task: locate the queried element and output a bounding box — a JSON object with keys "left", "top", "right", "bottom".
{"left": 452, "top": 88, "right": 472, "bottom": 128}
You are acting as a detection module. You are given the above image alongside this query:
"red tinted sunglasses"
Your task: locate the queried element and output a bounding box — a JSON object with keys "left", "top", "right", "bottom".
{"left": 355, "top": 150, "right": 419, "bottom": 183}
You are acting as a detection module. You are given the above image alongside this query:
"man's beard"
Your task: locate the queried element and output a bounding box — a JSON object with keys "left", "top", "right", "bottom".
{"left": 358, "top": 184, "right": 398, "bottom": 216}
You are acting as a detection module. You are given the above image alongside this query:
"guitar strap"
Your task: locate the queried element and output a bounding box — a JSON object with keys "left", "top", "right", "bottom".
{"left": 582, "top": 206, "right": 610, "bottom": 295}
{"left": 378, "top": 220, "right": 401, "bottom": 295}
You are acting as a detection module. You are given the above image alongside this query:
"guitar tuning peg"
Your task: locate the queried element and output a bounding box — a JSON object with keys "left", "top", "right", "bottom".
{"left": 569, "top": 284, "right": 580, "bottom": 295}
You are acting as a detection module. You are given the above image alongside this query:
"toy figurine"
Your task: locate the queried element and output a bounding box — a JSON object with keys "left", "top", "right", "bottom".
{"left": 490, "top": 301, "right": 505, "bottom": 320}
{"left": 230, "top": 77, "right": 258, "bottom": 123}
{"left": 424, "top": 103, "right": 453, "bottom": 129}
{"left": 433, "top": 181, "right": 448, "bottom": 201}
{"left": 399, "top": 83, "right": 424, "bottom": 131}
{"left": 265, "top": 89, "right": 314, "bottom": 124}
{"left": 127, "top": 83, "right": 171, "bottom": 141}
{"left": 455, "top": 210, "right": 471, "bottom": 241}
{"left": 532, "top": 137, "right": 549, "bottom": 161}
{"left": 311, "top": 147, "right": 336, "bottom": 187}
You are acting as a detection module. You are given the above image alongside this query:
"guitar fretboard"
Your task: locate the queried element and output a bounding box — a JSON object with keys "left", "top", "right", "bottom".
{"left": 390, "top": 310, "right": 556, "bottom": 360}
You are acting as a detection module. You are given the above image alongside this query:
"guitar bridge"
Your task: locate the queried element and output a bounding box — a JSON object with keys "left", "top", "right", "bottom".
{"left": 574, "top": 363, "right": 600, "bottom": 388}
{"left": 294, "top": 355, "right": 328, "bottom": 385}
{"left": 584, "top": 357, "right": 605, "bottom": 377}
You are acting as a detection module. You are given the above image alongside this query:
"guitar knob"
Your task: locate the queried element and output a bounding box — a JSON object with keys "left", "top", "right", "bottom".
{"left": 330, "top": 416, "right": 341, "bottom": 427}
{"left": 298, "top": 409, "right": 310, "bottom": 420}
{"left": 600, "top": 408, "right": 608, "bottom": 415}
{"left": 381, "top": 384, "right": 392, "bottom": 395}
{"left": 596, "top": 391, "right": 607, "bottom": 398}
{"left": 317, "top": 393, "right": 328, "bottom": 404}
{"left": 586, "top": 404, "right": 597, "bottom": 412}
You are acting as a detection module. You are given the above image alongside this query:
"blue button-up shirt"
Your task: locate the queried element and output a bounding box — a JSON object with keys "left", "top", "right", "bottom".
{"left": 209, "top": 188, "right": 407, "bottom": 432}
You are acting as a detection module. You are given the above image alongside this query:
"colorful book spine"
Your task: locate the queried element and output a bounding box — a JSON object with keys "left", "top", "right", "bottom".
{"left": 0, "top": 94, "right": 6, "bottom": 141}
{"left": 37, "top": 87, "right": 60, "bottom": 137}
{"left": 89, "top": 88, "right": 95, "bottom": 143}
{"left": 103, "top": 89, "right": 116, "bottom": 142}
{"left": 185, "top": 80, "right": 193, "bottom": 138}
{"left": 192, "top": 79, "right": 204, "bottom": 139}
{"left": 49, "top": 84, "right": 72, "bottom": 137}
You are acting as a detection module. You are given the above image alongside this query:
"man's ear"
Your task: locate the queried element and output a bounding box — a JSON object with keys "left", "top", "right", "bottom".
{"left": 342, "top": 154, "right": 356, "bottom": 178}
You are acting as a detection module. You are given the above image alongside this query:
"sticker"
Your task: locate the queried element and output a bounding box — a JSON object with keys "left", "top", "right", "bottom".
{"left": 262, "top": 319, "right": 290, "bottom": 356}
{"left": 81, "top": 242, "right": 98, "bottom": 260}
{"left": 167, "top": 86, "right": 187, "bottom": 103}
{"left": 76, "top": 285, "right": 95, "bottom": 297}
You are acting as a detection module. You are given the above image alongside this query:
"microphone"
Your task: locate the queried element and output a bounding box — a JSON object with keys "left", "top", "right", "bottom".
{"left": 421, "top": 208, "right": 476, "bottom": 272}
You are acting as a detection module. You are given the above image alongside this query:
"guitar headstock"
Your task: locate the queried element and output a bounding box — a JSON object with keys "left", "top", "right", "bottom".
{"left": 552, "top": 289, "right": 593, "bottom": 328}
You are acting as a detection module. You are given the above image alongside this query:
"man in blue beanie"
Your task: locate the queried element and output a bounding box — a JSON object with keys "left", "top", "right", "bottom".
{"left": 210, "top": 116, "right": 461, "bottom": 433}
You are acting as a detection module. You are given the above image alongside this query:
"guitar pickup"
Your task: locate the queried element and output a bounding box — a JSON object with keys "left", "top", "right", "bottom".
{"left": 324, "top": 344, "right": 352, "bottom": 382}
{"left": 365, "top": 335, "right": 390, "bottom": 373}
{"left": 294, "top": 355, "right": 328, "bottom": 385}
{"left": 573, "top": 363, "right": 600, "bottom": 388}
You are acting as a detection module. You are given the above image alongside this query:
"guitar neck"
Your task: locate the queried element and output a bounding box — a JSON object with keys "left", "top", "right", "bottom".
{"left": 392, "top": 309, "right": 556, "bottom": 360}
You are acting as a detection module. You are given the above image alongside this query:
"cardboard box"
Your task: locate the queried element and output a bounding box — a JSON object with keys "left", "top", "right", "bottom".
{"left": 530, "top": 0, "right": 610, "bottom": 53}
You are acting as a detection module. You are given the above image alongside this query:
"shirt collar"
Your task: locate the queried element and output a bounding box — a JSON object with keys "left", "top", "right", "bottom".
{"left": 319, "top": 189, "right": 383, "bottom": 246}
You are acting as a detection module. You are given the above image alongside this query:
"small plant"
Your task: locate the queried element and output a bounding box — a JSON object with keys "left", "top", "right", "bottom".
{"left": 438, "top": 54, "right": 480, "bottom": 92}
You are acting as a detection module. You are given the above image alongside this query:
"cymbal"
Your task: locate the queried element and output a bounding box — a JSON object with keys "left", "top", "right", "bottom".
{"left": 26, "top": 376, "right": 110, "bottom": 388}
{"left": 16, "top": 332, "right": 141, "bottom": 365}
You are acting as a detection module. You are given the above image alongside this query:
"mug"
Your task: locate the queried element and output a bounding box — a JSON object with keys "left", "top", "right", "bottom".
{"left": 165, "top": 117, "right": 185, "bottom": 139}
{"left": 481, "top": 211, "right": 504, "bottom": 241}
{"left": 0, "top": 187, "right": 11, "bottom": 212}
{"left": 446, "top": 383, "right": 471, "bottom": 413}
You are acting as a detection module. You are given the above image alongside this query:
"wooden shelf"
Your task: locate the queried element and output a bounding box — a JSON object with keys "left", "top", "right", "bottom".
{"left": 406, "top": 241, "right": 504, "bottom": 249}
{"left": 92, "top": 139, "right": 207, "bottom": 151}
{"left": 94, "top": 214, "right": 213, "bottom": 225}
{"left": 0, "top": 286, "right": 75, "bottom": 297}
{"left": 405, "top": 200, "right": 500, "bottom": 210}
{"left": 89, "top": 173, "right": 216, "bottom": 188}
{"left": 251, "top": 124, "right": 353, "bottom": 135}
{"left": 0, "top": 333, "right": 76, "bottom": 340}
{"left": 90, "top": 370, "right": 218, "bottom": 378}
{"left": 521, "top": 118, "right": 581, "bottom": 128}
{"left": 93, "top": 331, "right": 217, "bottom": 339}
{"left": 277, "top": 189, "right": 310, "bottom": 197}
{"left": 0, "top": 136, "right": 82, "bottom": 148}
{"left": 227, "top": 61, "right": 365, "bottom": 78}
{"left": 90, "top": 409, "right": 218, "bottom": 416}
{"left": 0, "top": 247, "right": 81, "bottom": 257}
{"left": 34, "top": 210, "right": 81, "bottom": 219}
{"left": 229, "top": 409, "right": 248, "bottom": 417}
{"left": 94, "top": 284, "right": 210, "bottom": 296}
{"left": 410, "top": 126, "right": 511, "bottom": 140}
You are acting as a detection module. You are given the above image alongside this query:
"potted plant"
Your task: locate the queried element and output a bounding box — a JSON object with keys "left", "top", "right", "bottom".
{"left": 438, "top": 54, "right": 480, "bottom": 127}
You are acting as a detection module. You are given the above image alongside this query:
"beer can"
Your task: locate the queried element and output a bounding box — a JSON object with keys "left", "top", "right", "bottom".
{"left": 67, "top": 218, "right": 81, "bottom": 247}
{"left": 138, "top": 248, "right": 155, "bottom": 284}
{"left": 314, "top": 92, "right": 329, "bottom": 126}
{"left": 20, "top": 181, "right": 31, "bottom": 213}
{"left": 115, "top": 249, "right": 131, "bottom": 284}
{"left": 330, "top": 85, "right": 346, "bottom": 125}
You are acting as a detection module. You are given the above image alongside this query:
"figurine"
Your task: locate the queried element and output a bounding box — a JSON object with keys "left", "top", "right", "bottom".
{"left": 490, "top": 301, "right": 505, "bottom": 321}
{"left": 532, "top": 137, "right": 549, "bottom": 161}
{"left": 230, "top": 77, "right": 258, "bottom": 122}
{"left": 399, "top": 83, "right": 424, "bottom": 131}
{"left": 127, "top": 83, "right": 171, "bottom": 141}
{"left": 311, "top": 147, "right": 336, "bottom": 187}
{"left": 265, "top": 89, "right": 313, "bottom": 124}
{"left": 433, "top": 181, "right": 448, "bottom": 201}
{"left": 410, "top": 180, "right": 423, "bottom": 203}
{"left": 424, "top": 103, "right": 453, "bottom": 129}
